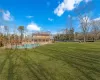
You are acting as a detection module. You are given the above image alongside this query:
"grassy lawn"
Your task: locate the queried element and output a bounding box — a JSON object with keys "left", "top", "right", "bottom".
{"left": 0, "top": 42, "right": 100, "bottom": 80}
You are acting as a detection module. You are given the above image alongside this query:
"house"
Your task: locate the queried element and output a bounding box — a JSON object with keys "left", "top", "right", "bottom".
{"left": 32, "top": 32, "right": 53, "bottom": 44}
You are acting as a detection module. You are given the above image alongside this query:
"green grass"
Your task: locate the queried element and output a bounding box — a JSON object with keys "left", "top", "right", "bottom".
{"left": 0, "top": 42, "right": 100, "bottom": 80}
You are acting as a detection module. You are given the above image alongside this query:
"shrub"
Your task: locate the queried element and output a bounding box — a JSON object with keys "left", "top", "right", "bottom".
{"left": 0, "top": 41, "right": 4, "bottom": 47}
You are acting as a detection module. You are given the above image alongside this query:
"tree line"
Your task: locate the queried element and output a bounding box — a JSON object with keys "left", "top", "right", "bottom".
{"left": 54, "top": 1, "right": 100, "bottom": 42}
{"left": 0, "top": 26, "right": 24, "bottom": 47}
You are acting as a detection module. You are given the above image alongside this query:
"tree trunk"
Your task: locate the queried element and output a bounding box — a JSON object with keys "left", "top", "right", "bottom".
{"left": 83, "top": 35, "right": 86, "bottom": 42}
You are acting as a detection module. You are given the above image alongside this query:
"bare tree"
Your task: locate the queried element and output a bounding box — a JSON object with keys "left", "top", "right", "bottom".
{"left": 74, "top": 1, "right": 94, "bottom": 42}
{"left": 18, "top": 26, "right": 24, "bottom": 43}
{"left": 91, "top": 20, "right": 100, "bottom": 41}
{"left": 4, "top": 26, "right": 9, "bottom": 41}
{"left": 80, "top": 16, "right": 90, "bottom": 42}
{"left": 67, "top": 15, "right": 74, "bottom": 41}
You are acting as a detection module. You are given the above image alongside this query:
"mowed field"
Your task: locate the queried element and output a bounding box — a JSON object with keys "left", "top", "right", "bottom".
{"left": 0, "top": 42, "right": 100, "bottom": 80}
